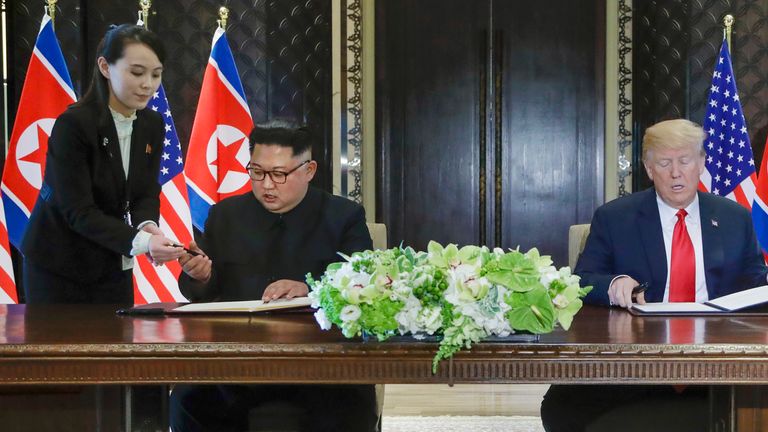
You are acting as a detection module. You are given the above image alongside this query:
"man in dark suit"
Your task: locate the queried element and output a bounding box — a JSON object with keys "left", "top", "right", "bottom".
{"left": 169, "top": 122, "right": 378, "bottom": 432}
{"left": 541, "top": 119, "right": 768, "bottom": 431}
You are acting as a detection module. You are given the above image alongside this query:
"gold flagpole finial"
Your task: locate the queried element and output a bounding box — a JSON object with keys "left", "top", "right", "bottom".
{"left": 723, "top": 14, "right": 734, "bottom": 52}
{"left": 139, "top": 0, "right": 152, "bottom": 29}
{"left": 46, "top": 0, "right": 57, "bottom": 26}
{"left": 218, "top": 6, "right": 229, "bottom": 30}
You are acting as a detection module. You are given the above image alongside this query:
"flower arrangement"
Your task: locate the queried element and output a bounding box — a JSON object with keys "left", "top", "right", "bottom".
{"left": 307, "top": 241, "right": 591, "bottom": 372}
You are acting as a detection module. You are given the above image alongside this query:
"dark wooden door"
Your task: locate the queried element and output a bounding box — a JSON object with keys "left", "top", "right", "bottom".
{"left": 376, "top": 0, "right": 604, "bottom": 266}
{"left": 376, "top": 0, "right": 490, "bottom": 248}
{"left": 495, "top": 0, "right": 605, "bottom": 264}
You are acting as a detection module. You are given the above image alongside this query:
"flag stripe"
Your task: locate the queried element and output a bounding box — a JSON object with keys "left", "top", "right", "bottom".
{"left": 210, "top": 28, "right": 249, "bottom": 106}
{"left": 742, "top": 174, "right": 757, "bottom": 202}
{"left": 131, "top": 84, "right": 192, "bottom": 305}
{"left": 161, "top": 178, "right": 193, "bottom": 242}
{"left": 159, "top": 194, "right": 189, "bottom": 244}
{"left": 1, "top": 184, "right": 32, "bottom": 218}
{"left": 154, "top": 261, "right": 187, "bottom": 301}
{"left": 34, "top": 15, "right": 75, "bottom": 98}
{"left": 732, "top": 185, "right": 751, "bottom": 210}
{"left": 753, "top": 191, "right": 768, "bottom": 253}
{"left": 33, "top": 47, "right": 76, "bottom": 102}
{"left": 136, "top": 257, "right": 174, "bottom": 302}
{"left": 0, "top": 283, "right": 15, "bottom": 304}
{"left": 133, "top": 260, "right": 160, "bottom": 304}
{"left": 168, "top": 176, "right": 194, "bottom": 238}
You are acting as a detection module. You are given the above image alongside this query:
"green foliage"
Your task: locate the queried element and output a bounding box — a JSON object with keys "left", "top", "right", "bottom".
{"left": 504, "top": 288, "right": 556, "bottom": 333}
{"left": 307, "top": 243, "right": 591, "bottom": 374}
{"left": 359, "top": 299, "right": 403, "bottom": 339}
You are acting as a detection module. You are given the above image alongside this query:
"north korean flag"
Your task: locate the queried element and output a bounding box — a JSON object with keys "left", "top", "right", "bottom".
{"left": 1, "top": 13, "right": 76, "bottom": 248}
{"left": 184, "top": 27, "right": 253, "bottom": 231}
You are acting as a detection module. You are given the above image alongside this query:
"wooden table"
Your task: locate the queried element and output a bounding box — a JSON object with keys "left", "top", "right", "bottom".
{"left": 2, "top": 304, "right": 768, "bottom": 429}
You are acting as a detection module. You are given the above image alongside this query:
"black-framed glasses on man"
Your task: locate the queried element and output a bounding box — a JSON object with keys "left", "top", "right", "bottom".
{"left": 246, "top": 160, "right": 310, "bottom": 184}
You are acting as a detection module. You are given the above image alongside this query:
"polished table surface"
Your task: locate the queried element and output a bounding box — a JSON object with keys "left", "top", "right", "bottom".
{"left": 2, "top": 304, "right": 768, "bottom": 385}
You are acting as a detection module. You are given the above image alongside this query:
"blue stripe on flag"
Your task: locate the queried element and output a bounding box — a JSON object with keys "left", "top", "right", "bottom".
{"left": 211, "top": 32, "right": 247, "bottom": 102}
{"left": 35, "top": 18, "right": 74, "bottom": 90}
{"left": 2, "top": 195, "right": 29, "bottom": 249}
{"left": 187, "top": 186, "right": 212, "bottom": 232}
{"left": 753, "top": 201, "right": 768, "bottom": 253}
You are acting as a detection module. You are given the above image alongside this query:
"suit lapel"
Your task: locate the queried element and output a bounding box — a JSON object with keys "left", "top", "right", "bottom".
{"left": 637, "top": 189, "right": 667, "bottom": 300}
{"left": 97, "top": 114, "right": 126, "bottom": 200}
{"left": 699, "top": 192, "right": 723, "bottom": 296}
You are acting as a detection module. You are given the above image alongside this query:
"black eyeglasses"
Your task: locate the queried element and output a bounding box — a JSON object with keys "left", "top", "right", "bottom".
{"left": 246, "top": 160, "right": 310, "bottom": 184}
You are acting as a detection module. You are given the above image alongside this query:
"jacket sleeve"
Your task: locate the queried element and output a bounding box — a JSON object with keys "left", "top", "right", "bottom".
{"left": 738, "top": 210, "right": 768, "bottom": 289}
{"left": 574, "top": 207, "right": 619, "bottom": 307}
{"left": 46, "top": 113, "right": 139, "bottom": 256}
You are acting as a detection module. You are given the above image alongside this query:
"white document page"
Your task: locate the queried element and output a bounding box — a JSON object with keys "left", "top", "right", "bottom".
{"left": 632, "top": 302, "right": 720, "bottom": 314}
{"left": 706, "top": 285, "right": 768, "bottom": 312}
{"left": 173, "top": 297, "right": 312, "bottom": 313}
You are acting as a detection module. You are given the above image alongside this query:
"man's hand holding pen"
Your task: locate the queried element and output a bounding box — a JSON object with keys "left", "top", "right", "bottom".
{"left": 178, "top": 241, "right": 212, "bottom": 283}
{"left": 608, "top": 276, "right": 647, "bottom": 308}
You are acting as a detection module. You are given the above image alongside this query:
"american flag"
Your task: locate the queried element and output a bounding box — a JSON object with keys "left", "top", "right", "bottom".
{"left": 698, "top": 38, "right": 756, "bottom": 209}
{"left": 132, "top": 85, "right": 193, "bottom": 304}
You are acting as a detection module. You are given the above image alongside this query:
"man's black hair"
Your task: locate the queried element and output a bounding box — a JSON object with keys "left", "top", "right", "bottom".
{"left": 249, "top": 120, "right": 312, "bottom": 156}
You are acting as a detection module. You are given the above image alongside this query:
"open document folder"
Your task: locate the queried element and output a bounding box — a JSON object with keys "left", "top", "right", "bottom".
{"left": 171, "top": 297, "right": 313, "bottom": 313}
{"left": 631, "top": 285, "right": 768, "bottom": 315}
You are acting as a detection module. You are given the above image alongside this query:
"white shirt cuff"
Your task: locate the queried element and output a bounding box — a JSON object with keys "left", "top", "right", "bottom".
{"left": 130, "top": 230, "right": 153, "bottom": 256}
{"left": 136, "top": 220, "right": 157, "bottom": 231}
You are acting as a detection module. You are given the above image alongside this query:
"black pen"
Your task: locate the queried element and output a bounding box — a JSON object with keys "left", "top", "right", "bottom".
{"left": 631, "top": 282, "right": 649, "bottom": 296}
{"left": 170, "top": 243, "right": 203, "bottom": 257}
{"left": 116, "top": 307, "right": 165, "bottom": 316}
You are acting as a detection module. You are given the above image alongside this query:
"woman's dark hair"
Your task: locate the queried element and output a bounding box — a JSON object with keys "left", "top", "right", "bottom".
{"left": 74, "top": 24, "right": 166, "bottom": 115}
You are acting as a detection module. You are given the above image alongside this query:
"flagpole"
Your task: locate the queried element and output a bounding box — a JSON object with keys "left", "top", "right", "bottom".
{"left": 47, "top": 0, "right": 56, "bottom": 28}
{"left": 139, "top": 0, "right": 151, "bottom": 30}
{"left": 218, "top": 6, "right": 229, "bottom": 30}
{"left": 1, "top": 0, "right": 8, "bottom": 156}
{"left": 724, "top": 14, "right": 733, "bottom": 52}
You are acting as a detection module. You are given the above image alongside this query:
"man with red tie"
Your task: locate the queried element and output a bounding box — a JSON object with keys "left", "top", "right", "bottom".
{"left": 541, "top": 119, "right": 768, "bottom": 432}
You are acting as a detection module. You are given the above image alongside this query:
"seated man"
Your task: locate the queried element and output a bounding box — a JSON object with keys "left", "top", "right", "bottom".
{"left": 541, "top": 119, "right": 768, "bottom": 432}
{"left": 170, "top": 122, "right": 378, "bottom": 432}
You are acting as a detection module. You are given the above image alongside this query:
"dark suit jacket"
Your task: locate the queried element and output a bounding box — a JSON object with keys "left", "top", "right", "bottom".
{"left": 179, "top": 187, "right": 373, "bottom": 301}
{"left": 22, "top": 102, "right": 163, "bottom": 283}
{"left": 577, "top": 188, "right": 768, "bottom": 306}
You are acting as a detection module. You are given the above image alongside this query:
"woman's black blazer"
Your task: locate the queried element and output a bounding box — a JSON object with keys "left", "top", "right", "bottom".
{"left": 22, "top": 102, "right": 164, "bottom": 283}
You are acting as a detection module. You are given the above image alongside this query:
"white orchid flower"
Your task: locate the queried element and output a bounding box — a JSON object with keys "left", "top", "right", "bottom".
{"left": 340, "top": 304, "right": 362, "bottom": 322}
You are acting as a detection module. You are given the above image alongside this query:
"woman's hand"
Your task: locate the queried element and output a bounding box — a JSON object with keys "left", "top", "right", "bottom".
{"left": 148, "top": 234, "right": 185, "bottom": 265}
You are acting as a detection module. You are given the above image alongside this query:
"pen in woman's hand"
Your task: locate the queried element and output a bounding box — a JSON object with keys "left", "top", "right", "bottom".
{"left": 169, "top": 243, "right": 203, "bottom": 257}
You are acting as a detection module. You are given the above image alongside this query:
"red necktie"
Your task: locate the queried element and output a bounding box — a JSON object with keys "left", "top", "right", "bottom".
{"left": 669, "top": 209, "right": 695, "bottom": 302}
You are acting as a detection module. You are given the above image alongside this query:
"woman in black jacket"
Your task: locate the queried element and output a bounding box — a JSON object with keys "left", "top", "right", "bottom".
{"left": 22, "top": 24, "right": 183, "bottom": 304}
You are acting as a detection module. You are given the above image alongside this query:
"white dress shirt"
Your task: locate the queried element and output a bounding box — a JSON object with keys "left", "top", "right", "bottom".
{"left": 109, "top": 107, "right": 155, "bottom": 270}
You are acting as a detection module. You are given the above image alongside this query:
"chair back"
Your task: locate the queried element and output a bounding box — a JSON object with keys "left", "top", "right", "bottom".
{"left": 568, "top": 224, "right": 591, "bottom": 269}
{"left": 366, "top": 223, "right": 388, "bottom": 250}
